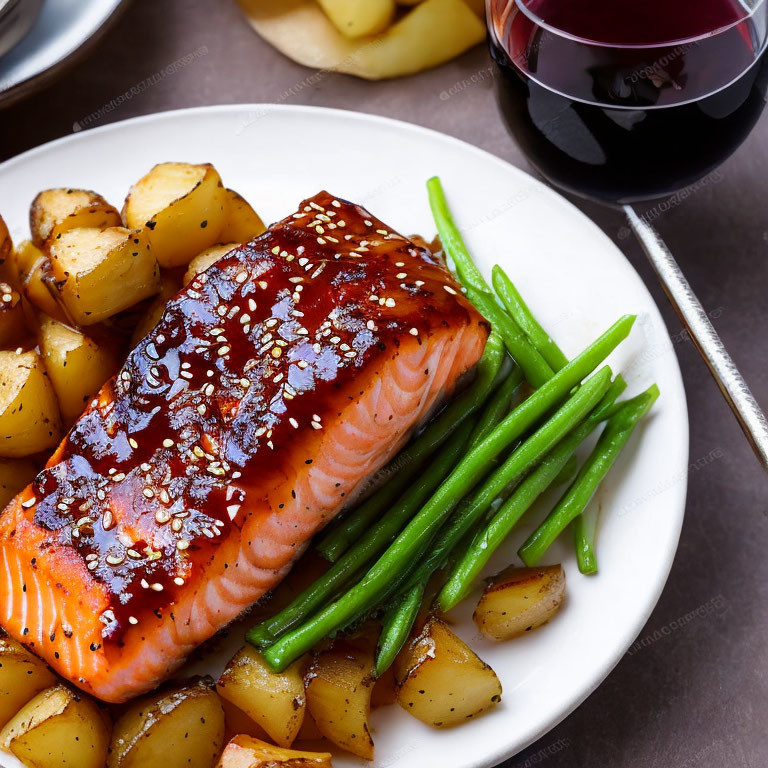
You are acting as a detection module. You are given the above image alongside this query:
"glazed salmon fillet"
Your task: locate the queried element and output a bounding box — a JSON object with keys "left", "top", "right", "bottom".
{"left": 0, "top": 192, "right": 487, "bottom": 703}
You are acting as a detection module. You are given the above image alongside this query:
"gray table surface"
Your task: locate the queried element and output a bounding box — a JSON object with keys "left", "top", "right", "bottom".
{"left": 2, "top": 2, "right": 767, "bottom": 766}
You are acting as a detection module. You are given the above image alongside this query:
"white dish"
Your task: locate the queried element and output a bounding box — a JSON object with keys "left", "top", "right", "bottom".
{"left": 0, "top": 104, "right": 689, "bottom": 768}
{"left": 0, "top": 0, "right": 126, "bottom": 106}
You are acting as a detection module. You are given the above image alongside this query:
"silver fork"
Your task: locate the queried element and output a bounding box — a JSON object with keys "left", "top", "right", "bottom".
{"left": 624, "top": 205, "right": 768, "bottom": 471}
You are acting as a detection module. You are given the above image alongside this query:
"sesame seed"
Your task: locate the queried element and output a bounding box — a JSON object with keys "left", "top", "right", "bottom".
{"left": 235, "top": 271, "right": 248, "bottom": 283}
{"left": 87, "top": 560, "right": 98, "bottom": 570}
{"left": 444, "top": 285, "right": 458, "bottom": 295}
{"left": 128, "top": 616, "right": 139, "bottom": 625}
{"left": 177, "top": 539, "right": 190, "bottom": 550}
{"left": 197, "top": 404, "right": 207, "bottom": 415}
{"left": 112, "top": 472, "right": 126, "bottom": 482}
{"left": 248, "top": 299, "right": 257, "bottom": 311}
{"left": 258, "top": 281, "right": 268, "bottom": 289}
{"left": 106, "top": 554, "right": 125, "bottom": 566}
{"left": 218, "top": 345, "right": 231, "bottom": 356}
{"left": 396, "top": 272, "right": 407, "bottom": 279}
{"left": 150, "top": 583, "right": 163, "bottom": 592}
{"left": 385, "top": 298, "right": 396, "bottom": 308}
{"left": 174, "top": 577, "right": 185, "bottom": 586}
{"left": 410, "top": 327, "right": 419, "bottom": 336}
{"left": 102, "top": 510, "right": 114, "bottom": 529}
{"left": 143, "top": 488, "right": 154, "bottom": 499}
{"left": 289, "top": 418, "right": 299, "bottom": 428}
{"left": 155, "top": 510, "right": 171, "bottom": 524}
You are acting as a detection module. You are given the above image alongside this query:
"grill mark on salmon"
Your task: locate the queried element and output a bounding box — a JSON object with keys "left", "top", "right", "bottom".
{"left": 0, "top": 192, "right": 488, "bottom": 702}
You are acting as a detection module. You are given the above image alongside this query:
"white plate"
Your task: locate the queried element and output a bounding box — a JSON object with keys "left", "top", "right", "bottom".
{"left": 0, "top": 0, "right": 126, "bottom": 106}
{"left": 0, "top": 105, "right": 689, "bottom": 768}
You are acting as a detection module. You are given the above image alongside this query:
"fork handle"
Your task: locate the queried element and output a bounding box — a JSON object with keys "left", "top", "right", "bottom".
{"left": 624, "top": 205, "right": 768, "bottom": 472}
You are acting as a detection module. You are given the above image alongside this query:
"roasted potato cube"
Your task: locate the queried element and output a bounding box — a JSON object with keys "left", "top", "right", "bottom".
{"left": 12, "top": 241, "right": 67, "bottom": 323}
{"left": 0, "top": 684, "right": 110, "bottom": 768}
{"left": 38, "top": 315, "right": 118, "bottom": 424}
{"left": 0, "top": 215, "right": 13, "bottom": 283}
{"left": 474, "top": 564, "right": 566, "bottom": 641}
{"left": 30, "top": 188, "right": 121, "bottom": 247}
{"left": 129, "top": 274, "right": 179, "bottom": 346}
{"left": 394, "top": 617, "right": 501, "bottom": 727}
{"left": 217, "top": 735, "right": 332, "bottom": 768}
{"left": 219, "top": 189, "right": 265, "bottom": 245}
{"left": 0, "top": 350, "right": 61, "bottom": 457}
{"left": 0, "top": 457, "right": 38, "bottom": 510}
{"left": 305, "top": 639, "right": 375, "bottom": 759}
{"left": 0, "top": 634, "right": 57, "bottom": 729}
{"left": 317, "top": 0, "right": 395, "bottom": 38}
{"left": 122, "top": 162, "right": 228, "bottom": 268}
{"left": 217, "top": 646, "right": 306, "bottom": 748}
{"left": 108, "top": 677, "right": 225, "bottom": 768}
{"left": 0, "top": 282, "right": 28, "bottom": 347}
{"left": 221, "top": 699, "right": 270, "bottom": 742}
{"left": 48, "top": 226, "right": 160, "bottom": 325}
{"left": 183, "top": 243, "right": 239, "bottom": 285}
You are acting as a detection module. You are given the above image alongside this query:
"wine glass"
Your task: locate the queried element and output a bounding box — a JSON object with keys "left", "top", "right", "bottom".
{"left": 487, "top": 0, "right": 768, "bottom": 468}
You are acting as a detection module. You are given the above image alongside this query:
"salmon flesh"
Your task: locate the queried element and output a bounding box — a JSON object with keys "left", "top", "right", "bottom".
{"left": 0, "top": 192, "right": 488, "bottom": 702}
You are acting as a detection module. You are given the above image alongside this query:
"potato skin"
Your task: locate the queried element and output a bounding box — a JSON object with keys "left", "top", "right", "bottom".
{"left": 37, "top": 315, "right": 119, "bottom": 424}
{"left": 473, "top": 564, "right": 566, "bottom": 641}
{"left": 0, "top": 281, "right": 29, "bottom": 348}
{"left": 12, "top": 241, "right": 68, "bottom": 324}
{"left": 0, "top": 634, "right": 57, "bottom": 729}
{"left": 0, "top": 684, "right": 110, "bottom": 768}
{"left": 0, "top": 349, "right": 62, "bottom": 457}
{"left": 394, "top": 617, "right": 501, "bottom": 728}
{"left": 305, "top": 637, "right": 375, "bottom": 759}
{"left": 183, "top": 243, "right": 240, "bottom": 285}
{"left": 108, "top": 677, "right": 225, "bottom": 768}
{"left": 216, "top": 734, "right": 332, "bottom": 768}
{"left": 0, "top": 215, "right": 13, "bottom": 283}
{"left": 216, "top": 646, "right": 306, "bottom": 748}
{"left": 30, "top": 188, "right": 120, "bottom": 247}
{"left": 48, "top": 226, "right": 161, "bottom": 326}
{"left": 122, "top": 162, "right": 228, "bottom": 268}
{"left": 219, "top": 189, "right": 265, "bottom": 245}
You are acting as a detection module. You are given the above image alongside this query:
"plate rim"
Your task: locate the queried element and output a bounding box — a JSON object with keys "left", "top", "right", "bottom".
{"left": 0, "top": 103, "right": 690, "bottom": 768}
{"left": 0, "top": 0, "right": 130, "bottom": 108}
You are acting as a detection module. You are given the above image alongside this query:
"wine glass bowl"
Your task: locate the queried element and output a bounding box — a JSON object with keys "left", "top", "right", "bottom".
{"left": 487, "top": 0, "right": 768, "bottom": 204}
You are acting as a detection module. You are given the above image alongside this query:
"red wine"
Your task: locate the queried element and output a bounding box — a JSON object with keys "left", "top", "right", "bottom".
{"left": 489, "top": 0, "right": 768, "bottom": 203}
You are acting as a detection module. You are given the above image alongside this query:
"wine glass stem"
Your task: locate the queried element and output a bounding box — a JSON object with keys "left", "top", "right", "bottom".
{"left": 624, "top": 205, "right": 768, "bottom": 472}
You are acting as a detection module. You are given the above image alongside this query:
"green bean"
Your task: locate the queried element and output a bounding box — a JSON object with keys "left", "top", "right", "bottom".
{"left": 260, "top": 317, "right": 633, "bottom": 670}
{"left": 375, "top": 583, "right": 425, "bottom": 677}
{"left": 436, "top": 377, "right": 627, "bottom": 610}
{"left": 316, "top": 333, "right": 505, "bottom": 562}
{"left": 247, "top": 419, "right": 474, "bottom": 648}
{"left": 262, "top": 364, "right": 616, "bottom": 671}
{"left": 553, "top": 455, "right": 579, "bottom": 487}
{"left": 573, "top": 507, "right": 598, "bottom": 575}
{"left": 465, "top": 286, "right": 555, "bottom": 387}
{"left": 426, "top": 177, "right": 554, "bottom": 387}
{"left": 469, "top": 364, "right": 525, "bottom": 448}
{"left": 492, "top": 266, "right": 569, "bottom": 372}
{"left": 519, "top": 384, "right": 660, "bottom": 566}
{"left": 427, "top": 176, "right": 490, "bottom": 294}
{"left": 369, "top": 363, "right": 527, "bottom": 668}
{"left": 434, "top": 375, "right": 625, "bottom": 610}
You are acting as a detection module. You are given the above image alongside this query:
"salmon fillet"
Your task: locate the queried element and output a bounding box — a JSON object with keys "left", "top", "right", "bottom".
{"left": 0, "top": 192, "right": 487, "bottom": 703}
